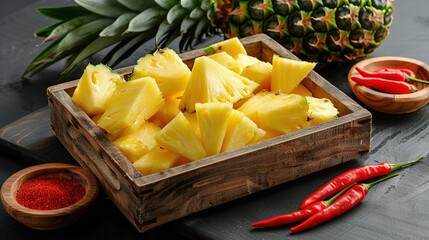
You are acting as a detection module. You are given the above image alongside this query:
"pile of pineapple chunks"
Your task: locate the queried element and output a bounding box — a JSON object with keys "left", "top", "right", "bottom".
{"left": 72, "top": 38, "right": 339, "bottom": 176}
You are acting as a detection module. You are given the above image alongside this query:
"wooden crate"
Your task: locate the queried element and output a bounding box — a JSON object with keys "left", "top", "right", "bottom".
{"left": 47, "top": 34, "right": 371, "bottom": 233}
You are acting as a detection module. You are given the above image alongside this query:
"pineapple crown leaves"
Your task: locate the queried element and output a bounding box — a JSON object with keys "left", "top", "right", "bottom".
{"left": 24, "top": 0, "right": 216, "bottom": 80}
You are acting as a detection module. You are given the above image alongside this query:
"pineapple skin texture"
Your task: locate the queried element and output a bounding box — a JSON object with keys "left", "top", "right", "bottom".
{"left": 72, "top": 64, "right": 124, "bottom": 116}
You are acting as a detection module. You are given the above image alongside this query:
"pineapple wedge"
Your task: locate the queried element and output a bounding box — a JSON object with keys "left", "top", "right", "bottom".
{"left": 239, "top": 91, "right": 311, "bottom": 134}
{"left": 131, "top": 48, "right": 191, "bottom": 98}
{"left": 196, "top": 102, "right": 233, "bottom": 156}
{"left": 97, "top": 77, "right": 164, "bottom": 137}
{"left": 133, "top": 147, "right": 186, "bottom": 176}
{"left": 221, "top": 109, "right": 266, "bottom": 153}
{"left": 271, "top": 55, "right": 317, "bottom": 93}
{"left": 155, "top": 112, "right": 206, "bottom": 161}
{"left": 113, "top": 122, "right": 160, "bottom": 162}
{"left": 72, "top": 63, "right": 124, "bottom": 116}
{"left": 237, "top": 91, "right": 275, "bottom": 124}
{"left": 179, "top": 56, "right": 259, "bottom": 113}
{"left": 307, "top": 96, "right": 339, "bottom": 125}
{"left": 204, "top": 37, "right": 247, "bottom": 58}
{"left": 258, "top": 93, "right": 311, "bottom": 134}
{"left": 241, "top": 61, "right": 272, "bottom": 92}
{"left": 150, "top": 97, "right": 181, "bottom": 128}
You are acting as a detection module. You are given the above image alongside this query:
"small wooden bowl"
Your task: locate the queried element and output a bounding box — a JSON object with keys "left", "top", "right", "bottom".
{"left": 0, "top": 163, "right": 99, "bottom": 230}
{"left": 348, "top": 56, "right": 429, "bottom": 114}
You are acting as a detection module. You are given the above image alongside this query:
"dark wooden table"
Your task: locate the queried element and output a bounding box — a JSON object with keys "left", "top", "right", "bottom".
{"left": 1, "top": 1, "right": 429, "bottom": 239}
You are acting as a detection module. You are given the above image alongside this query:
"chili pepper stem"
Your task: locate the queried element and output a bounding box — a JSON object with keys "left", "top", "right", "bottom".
{"left": 322, "top": 183, "right": 355, "bottom": 206}
{"left": 407, "top": 75, "right": 429, "bottom": 84}
{"left": 362, "top": 173, "right": 400, "bottom": 190}
{"left": 389, "top": 156, "right": 423, "bottom": 172}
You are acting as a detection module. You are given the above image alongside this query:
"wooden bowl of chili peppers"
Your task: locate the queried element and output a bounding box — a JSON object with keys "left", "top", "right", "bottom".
{"left": 348, "top": 56, "right": 429, "bottom": 114}
{"left": 0, "top": 163, "right": 99, "bottom": 230}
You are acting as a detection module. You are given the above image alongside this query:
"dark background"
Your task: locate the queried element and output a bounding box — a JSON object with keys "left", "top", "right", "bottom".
{"left": 1, "top": 1, "right": 429, "bottom": 240}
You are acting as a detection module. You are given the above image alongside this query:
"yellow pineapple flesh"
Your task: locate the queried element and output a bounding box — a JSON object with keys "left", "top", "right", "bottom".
{"left": 133, "top": 147, "right": 186, "bottom": 176}
{"left": 203, "top": 37, "right": 247, "bottom": 58}
{"left": 97, "top": 77, "right": 164, "bottom": 137}
{"left": 72, "top": 63, "right": 124, "bottom": 116}
{"left": 207, "top": 52, "right": 242, "bottom": 73}
{"left": 196, "top": 102, "right": 233, "bottom": 156}
{"left": 150, "top": 97, "right": 181, "bottom": 128}
{"left": 241, "top": 61, "right": 272, "bottom": 92}
{"left": 131, "top": 48, "right": 191, "bottom": 98}
{"left": 237, "top": 91, "right": 275, "bottom": 124}
{"left": 221, "top": 109, "right": 265, "bottom": 153}
{"left": 113, "top": 122, "right": 160, "bottom": 162}
{"left": 271, "top": 55, "right": 317, "bottom": 94}
{"left": 179, "top": 56, "right": 259, "bottom": 113}
{"left": 258, "top": 93, "right": 310, "bottom": 134}
{"left": 154, "top": 112, "right": 206, "bottom": 161}
{"left": 307, "top": 96, "right": 339, "bottom": 125}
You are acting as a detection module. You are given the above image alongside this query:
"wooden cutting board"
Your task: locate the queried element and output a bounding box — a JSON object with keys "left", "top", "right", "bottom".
{"left": 0, "top": 106, "right": 76, "bottom": 165}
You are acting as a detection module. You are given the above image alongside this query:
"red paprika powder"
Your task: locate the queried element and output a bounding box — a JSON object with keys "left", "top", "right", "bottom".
{"left": 16, "top": 176, "right": 85, "bottom": 210}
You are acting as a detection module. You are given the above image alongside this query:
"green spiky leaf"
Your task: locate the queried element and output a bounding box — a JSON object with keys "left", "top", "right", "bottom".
{"left": 100, "top": 13, "right": 138, "bottom": 37}
{"left": 117, "top": 0, "right": 158, "bottom": 11}
{"left": 43, "top": 14, "right": 99, "bottom": 43}
{"left": 190, "top": 7, "right": 205, "bottom": 19}
{"left": 37, "top": 6, "right": 91, "bottom": 21}
{"left": 181, "top": 0, "right": 198, "bottom": 10}
{"left": 74, "top": 0, "right": 129, "bottom": 17}
{"left": 167, "top": 4, "right": 189, "bottom": 24}
{"left": 154, "top": 0, "right": 178, "bottom": 9}
{"left": 127, "top": 7, "right": 167, "bottom": 32}
{"left": 62, "top": 35, "right": 127, "bottom": 76}
{"left": 34, "top": 22, "right": 63, "bottom": 37}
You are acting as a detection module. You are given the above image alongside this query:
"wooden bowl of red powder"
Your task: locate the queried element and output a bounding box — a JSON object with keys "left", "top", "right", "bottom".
{"left": 0, "top": 163, "right": 99, "bottom": 230}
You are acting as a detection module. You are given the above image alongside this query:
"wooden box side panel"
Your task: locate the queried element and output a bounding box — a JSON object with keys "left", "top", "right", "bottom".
{"left": 47, "top": 90, "right": 144, "bottom": 227}
{"left": 134, "top": 113, "right": 371, "bottom": 231}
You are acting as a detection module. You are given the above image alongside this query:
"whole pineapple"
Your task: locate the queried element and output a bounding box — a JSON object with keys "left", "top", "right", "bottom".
{"left": 25, "top": 0, "right": 394, "bottom": 78}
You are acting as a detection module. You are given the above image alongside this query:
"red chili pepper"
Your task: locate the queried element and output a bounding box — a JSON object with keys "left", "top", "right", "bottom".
{"left": 351, "top": 76, "right": 417, "bottom": 94}
{"left": 355, "top": 67, "right": 429, "bottom": 84}
{"left": 290, "top": 173, "right": 400, "bottom": 234}
{"left": 300, "top": 157, "right": 422, "bottom": 209}
{"left": 252, "top": 184, "right": 355, "bottom": 228}
{"left": 376, "top": 68, "right": 416, "bottom": 78}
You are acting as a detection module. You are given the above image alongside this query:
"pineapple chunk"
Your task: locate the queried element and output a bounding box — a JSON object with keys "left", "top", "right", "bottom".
{"left": 155, "top": 112, "right": 206, "bottom": 161}
{"left": 290, "top": 84, "right": 313, "bottom": 97}
{"left": 271, "top": 55, "right": 317, "bottom": 93}
{"left": 207, "top": 52, "right": 242, "bottom": 73}
{"left": 307, "top": 96, "right": 339, "bottom": 125}
{"left": 72, "top": 63, "right": 124, "bottom": 116}
{"left": 221, "top": 109, "right": 266, "bottom": 153}
{"left": 239, "top": 91, "right": 310, "bottom": 134}
{"left": 258, "top": 93, "right": 311, "bottom": 134}
{"left": 179, "top": 56, "right": 259, "bottom": 113}
{"left": 196, "top": 102, "right": 233, "bottom": 156}
{"left": 183, "top": 112, "right": 201, "bottom": 142}
{"left": 237, "top": 91, "right": 275, "bottom": 124}
{"left": 97, "top": 77, "right": 164, "bottom": 137}
{"left": 133, "top": 147, "right": 185, "bottom": 176}
{"left": 207, "top": 52, "right": 260, "bottom": 74}
{"left": 113, "top": 122, "right": 160, "bottom": 162}
{"left": 131, "top": 48, "right": 191, "bottom": 98}
{"left": 204, "top": 37, "right": 247, "bottom": 58}
{"left": 241, "top": 61, "right": 272, "bottom": 92}
{"left": 150, "top": 97, "right": 181, "bottom": 128}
